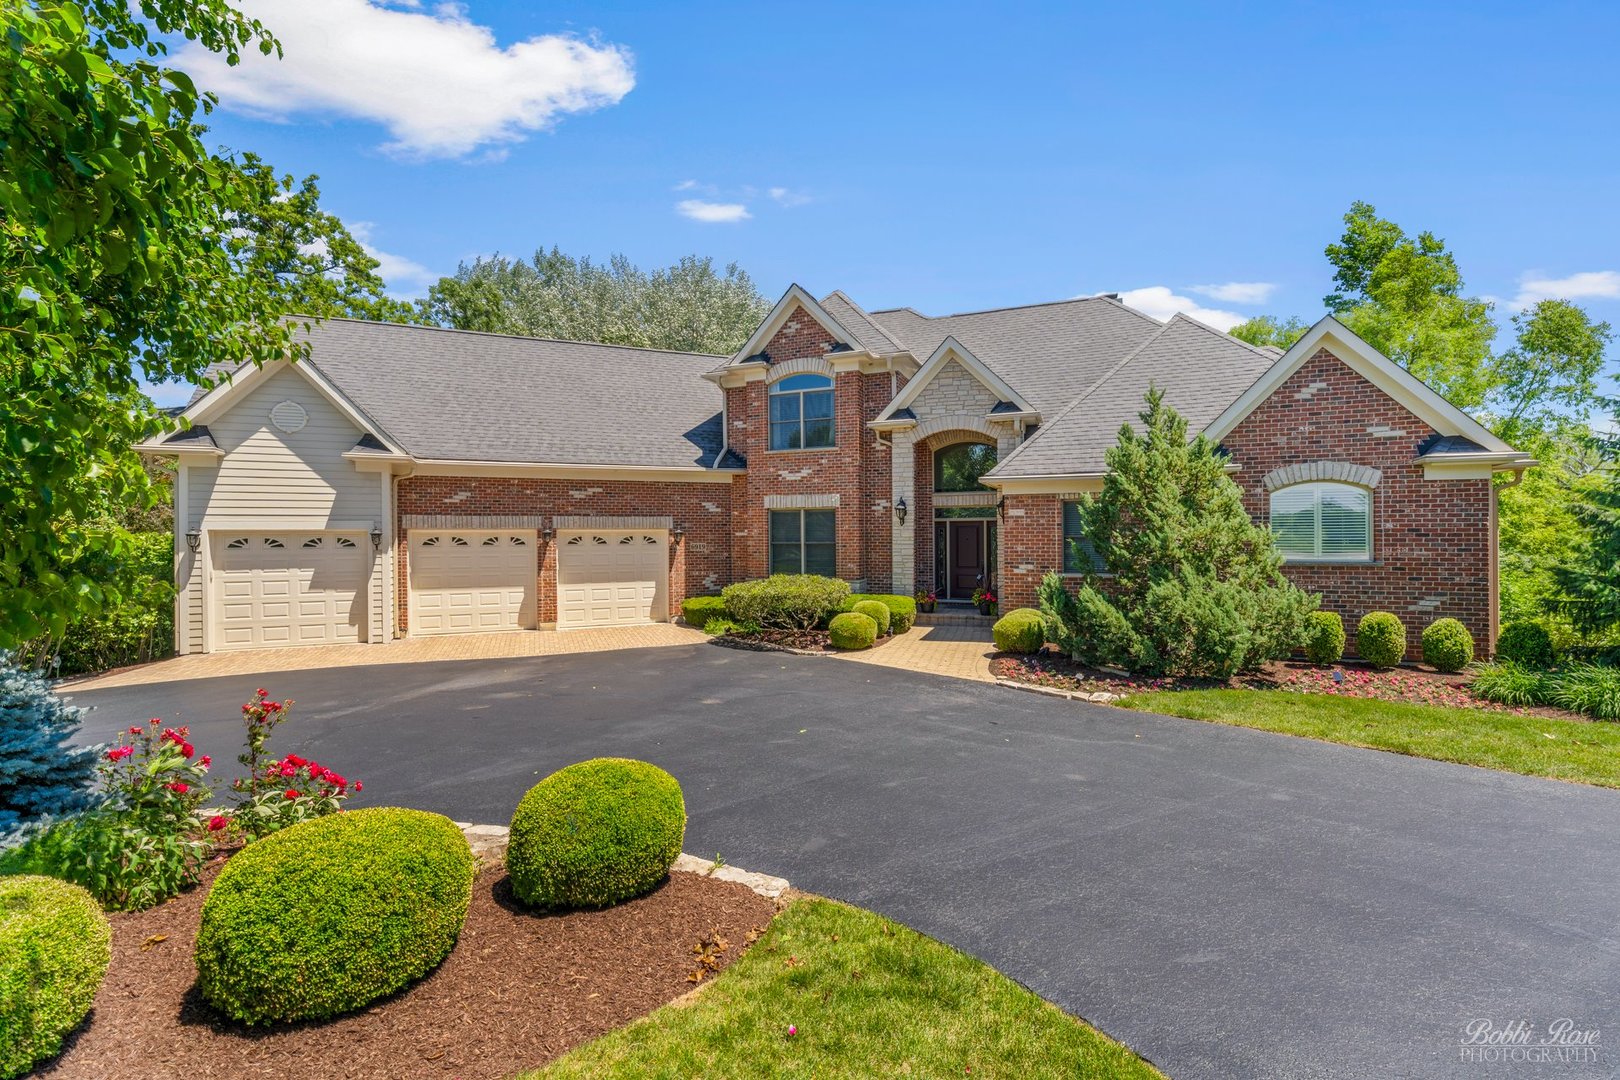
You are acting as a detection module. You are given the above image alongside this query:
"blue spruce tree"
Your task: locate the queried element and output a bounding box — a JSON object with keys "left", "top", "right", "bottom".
{"left": 0, "top": 655, "right": 98, "bottom": 834}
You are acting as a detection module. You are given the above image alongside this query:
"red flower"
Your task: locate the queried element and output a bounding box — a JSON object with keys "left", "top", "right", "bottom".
{"left": 279, "top": 761, "right": 297, "bottom": 778}
{"left": 149, "top": 717, "right": 161, "bottom": 725}
{"left": 181, "top": 742, "right": 195, "bottom": 759}
{"left": 285, "top": 754, "right": 306, "bottom": 768}
{"left": 128, "top": 726, "right": 142, "bottom": 736}
{"left": 256, "top": 688, "right": 267, "bottom": 697}
{"left": 207, "top": 815, "right": 228, "bottom": 831}
{"left": 353, "top": 781, "right": 362, "bottom": 793}
{"left": 106, "top": 745, "right": 134, "bottom": 762}
{"left": 199, "top": 755, "right": 211, "bottom": 768}
{"left": 167, "top": 782, "right": 190, "bottom": 794}
{"left": 283, "top": 789, "right": 300, "bottom": 800}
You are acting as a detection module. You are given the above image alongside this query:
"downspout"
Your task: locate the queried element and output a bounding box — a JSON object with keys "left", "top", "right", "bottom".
{"left": 712, "top": 385, "right": 730, "bottom": 468}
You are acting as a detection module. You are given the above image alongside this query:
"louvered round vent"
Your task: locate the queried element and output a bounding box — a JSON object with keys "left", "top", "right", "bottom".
{"left": 269, "top": 400, "right": 308, "bottom": 433}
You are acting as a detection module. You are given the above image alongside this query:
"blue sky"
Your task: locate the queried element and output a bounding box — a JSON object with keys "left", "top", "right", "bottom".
{"left": 157, "top": 0, "right": 1620, "bottom": 405}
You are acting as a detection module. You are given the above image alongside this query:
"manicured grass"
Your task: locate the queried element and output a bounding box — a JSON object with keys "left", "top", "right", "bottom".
{"left": 532, "top": 897, "right": 1160, "bottom": 1079}
{"left": 1119, "top": 689, "right": 1620, "bottom": 788}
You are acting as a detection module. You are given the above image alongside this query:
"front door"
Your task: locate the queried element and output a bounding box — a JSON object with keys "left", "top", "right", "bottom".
{"left": 948, "top": 521, "right": 984, "bottom": 599}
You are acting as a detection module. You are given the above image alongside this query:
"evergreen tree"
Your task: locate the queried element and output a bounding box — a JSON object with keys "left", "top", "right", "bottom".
{"left": 1556, "top": 463, "right": 1620, "bottom": 637}
{"left": 0, "top": 656, "right": 98, "bottom": 833}
{"left": 1039, "top": 390, "right": 1316, "bottom": 679}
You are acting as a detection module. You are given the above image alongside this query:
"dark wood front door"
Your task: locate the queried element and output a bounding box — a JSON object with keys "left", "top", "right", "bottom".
{"left": 948, "top": 521, "right": 984, "bottom": 599}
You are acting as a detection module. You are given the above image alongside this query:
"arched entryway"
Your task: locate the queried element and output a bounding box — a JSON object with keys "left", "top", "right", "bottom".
{"left": 921, "top": 438, "right": 998, "bottom": 601}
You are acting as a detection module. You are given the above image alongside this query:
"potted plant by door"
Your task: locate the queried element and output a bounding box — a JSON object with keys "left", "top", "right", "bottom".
{"left": 972, "top": 586, "right": 997, "bottom": 617}
{"left": 915, "top": 589, "right": 937, "bottom": 614}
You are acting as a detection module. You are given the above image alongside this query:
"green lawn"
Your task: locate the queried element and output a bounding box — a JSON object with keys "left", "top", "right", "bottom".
{"left": 532, "top": 897, "right": 1160, "bottom": 1079}
{"left": 1119, "top": 689, "right": 1620, "bottom": 788}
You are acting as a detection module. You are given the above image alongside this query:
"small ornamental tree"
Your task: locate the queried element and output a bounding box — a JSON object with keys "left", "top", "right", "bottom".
{"left": 0, "top": 655, "right": 97, "bottom": 834}
{"left": 1039, "top": 390, "right": 1317, "bottom": 679}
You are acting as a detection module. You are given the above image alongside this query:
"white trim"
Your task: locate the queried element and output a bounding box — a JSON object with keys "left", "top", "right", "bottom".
{"left": 763, "top": 493, "right": 840, "bottom": 510}
{"left": 135, "top": 440, "right": 223, "bottom": 460}
{"left": 201, "top": 516, "right": 378, "bottom": 532}
{"left": 408, "top": 459, "right": 740, "bottom": 483}
{"left": 729, "top": 284, "right": 866, "bottom": 364}
{"left": 184, "top": 357, "right": 408, "bottom": 455}
{"left": 174, "top": 461, "right": 189, "bottom": 654}
{"left": 872, "top": 337, "right": 1036, "bottom": 424}
{"left": 1202, "top": 317, "right": 1521, "bottom": 458}
{"left": 379, "top": 470, "right": 394, "bottom": 644}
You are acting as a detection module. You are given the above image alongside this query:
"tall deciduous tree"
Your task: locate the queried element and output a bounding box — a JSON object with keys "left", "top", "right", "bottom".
{"left": 421, "top": 248, "right": 772, "bottom": 354}
{"left": 1228, "top": 315, "right": 1308, "bottom": 350}
{"left": 1038, "top": 390, "right": 1316, "bottom": 679}
{"left": 0, "top": 0, "right": 296, "bottom": 647}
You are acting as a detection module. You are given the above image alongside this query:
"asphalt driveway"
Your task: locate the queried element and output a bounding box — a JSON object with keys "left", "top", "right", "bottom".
{"left": 68, "top": 643, "right": 1620, "bottom": 1079}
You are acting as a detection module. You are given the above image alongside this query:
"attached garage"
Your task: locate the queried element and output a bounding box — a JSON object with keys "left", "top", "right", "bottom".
{"left": 556, "top": 529, "right": 669, "bottom": 629}
{"left": 408, "top": 530, "right": 537, "bottom": 635}
{"left": 212, "top": 532, "right": 369, "bottom": 650}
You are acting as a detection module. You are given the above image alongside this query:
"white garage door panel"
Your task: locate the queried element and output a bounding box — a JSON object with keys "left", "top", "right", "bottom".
{"left": 409, "top": 531, "right": 536, "bottom": 635}
{"left": 556, "top": 530, "right": 668, "bottom": 629}
{"left": 213, "top": 533, "right": 366, "bottom": 651}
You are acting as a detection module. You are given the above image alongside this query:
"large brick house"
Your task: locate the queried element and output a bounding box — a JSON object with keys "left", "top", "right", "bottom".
{"left": 142, "top": 284, "right": 1531, "bottom": 659}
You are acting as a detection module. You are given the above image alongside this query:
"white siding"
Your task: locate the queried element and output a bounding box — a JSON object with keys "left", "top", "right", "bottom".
{"left": 179, "top": 366, "right": 384, "bottom": 652}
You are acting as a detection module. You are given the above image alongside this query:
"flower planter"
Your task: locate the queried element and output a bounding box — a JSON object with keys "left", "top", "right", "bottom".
{"left": 977, "top": 601, "right": 996, "bottom": 617}
{"left": 918, "top": 601, "right": 936, "bottom": 614}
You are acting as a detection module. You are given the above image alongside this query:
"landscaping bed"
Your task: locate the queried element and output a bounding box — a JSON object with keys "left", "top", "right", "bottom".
{"left": 710, "top": 627, "right": 897, "bottom": 655}
{"left": 42, "top": 861, "right": 776, "bottom": 1080}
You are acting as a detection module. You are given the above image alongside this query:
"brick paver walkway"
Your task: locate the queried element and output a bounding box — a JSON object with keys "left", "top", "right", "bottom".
{"left": 65, "top": 623, "right": 708, "bottom": 691}
{"left": 835, "top": 623, "right": 997, "bottom": 682}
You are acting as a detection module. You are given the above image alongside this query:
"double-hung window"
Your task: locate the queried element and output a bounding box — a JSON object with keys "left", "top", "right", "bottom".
{"left": 769, "top": 374, "right": 834, "bottom": 450}
{"left": 1269, "top": 482, "right": 1371, "bottom": 561}
{"left": 770, "top": 510, "right": 836, "bottom": 575}
{"left": 1062, "top": 501, "right": 1105, "bottom": 573}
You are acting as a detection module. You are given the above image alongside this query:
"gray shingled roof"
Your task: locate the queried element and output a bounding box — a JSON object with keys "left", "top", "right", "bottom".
{"left": 820, "top": 291, "right": 907, "bottom": 355}
{"left": 277, "top": 319, "right": 734, "bottom": 469}
{"left": 867, "top": 296, "right": 1165, "bottom": 416}
{"left": 987, "top": 315, "right": 1277, "bottom": 478}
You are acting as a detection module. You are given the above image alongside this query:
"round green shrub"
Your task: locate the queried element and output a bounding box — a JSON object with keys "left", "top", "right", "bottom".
{"left": 195, "top": 807, "right": 474, "bottom": 1025}
{"left": 1356, "top": 611, "right": 1407, "bottom": 670}
{"left": 992, "top": 608, "right": 1047, "bottom": 654}
{"left": 0, "top": 876, "right": 109, "bottom": 1079}
{"left": 1421, "top": 617, "right": 1475, "bottom": 673}
{"left": 680, "top": 596, "right": 727, "bottom": 631}
{"left": 1496, "top": 621, "right": 1556, "bottom": 668}
{"left": 507, "top": 758, "right": 686, "bottom": 911}
{"left": 841, "top": 594, "right": 917, "bottom": 634}
{"left": 1302, "top": 610, "right": 1346, "bottom": 665}
{"left": 852, "top": 600, "right": 892, "bottom": 636}
{"left": 828, "top": 612, "right": 878, "bottom": 650}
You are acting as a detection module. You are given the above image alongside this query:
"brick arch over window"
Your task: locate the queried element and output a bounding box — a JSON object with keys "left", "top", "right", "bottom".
{"left": 1261, "top": 460, "right": 1383, "bottom": 492}
{"left": 764, "top": 356, "right": 836, "bottom": 384}
{"left": 912, "top": 413, "right": 1002, "bottom": 445}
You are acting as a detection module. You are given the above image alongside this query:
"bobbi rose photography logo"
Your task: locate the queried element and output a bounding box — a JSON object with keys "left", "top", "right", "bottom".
{"left": 1459, "top": 1019, "right": 1601, "bottom": 1065}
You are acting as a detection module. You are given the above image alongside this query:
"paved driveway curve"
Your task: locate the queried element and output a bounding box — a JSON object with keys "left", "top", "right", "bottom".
{"left": 70, "top": 644, "right": 1620, "bottom": 1079}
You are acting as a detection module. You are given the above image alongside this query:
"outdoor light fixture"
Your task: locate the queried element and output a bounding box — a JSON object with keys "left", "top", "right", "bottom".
{"left": 370, "top": 527, "right": 383, "bottom": 551}
{"left": 672, "top": 523, "right": 686, "bottom": 542}
{"left": 185, "top": 529, "right": 201, "bottom": 554}
{"left": 895, "top": 498, "right": 908, "bottom": 526}
{"left": 997, "top": 497, "right": 1007, "bottom": 521}
{"left": 541, "top": 524, "right": 556, "bottom": 542}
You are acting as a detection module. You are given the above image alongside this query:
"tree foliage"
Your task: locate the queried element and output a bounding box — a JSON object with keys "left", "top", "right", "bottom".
{"left": 1228, "top": 314, "right": 1308, "bottom": 350}
{"left": 1038, "top": 390, "right": 1316, "bottom": 678}
{"left": 1556, "top": 462, "right": 1620, "bottom": 636}
{"left": 0, "top": 655, "right": 97, "bottom": 834}
{"left": 421, "top": 248, "right": 772, "bottom": 354}
{"left": 0, "top": 0, "right": 296, "bottom": 648}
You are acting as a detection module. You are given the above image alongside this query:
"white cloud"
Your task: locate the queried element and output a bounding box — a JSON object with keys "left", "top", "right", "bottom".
{"left": 1188, "top": 281, "right": 1276, "bottom": 304}
{"left": 176, "top": 1, "right": 634, "bottom": 159}
{"left": 1498, "top": 270, "right": 1620, "bottom": 311}
{"left": 768, "top": 186, "right": 812, "bottom": 208}
{"left": 1110, "top": 286, "right": 1246, "bottom": 330}
{"left": 349, "top": 222, "right": 436, "bottom": 296}
{"left": 676, "top": 199, "right": 751, "bottom": 223}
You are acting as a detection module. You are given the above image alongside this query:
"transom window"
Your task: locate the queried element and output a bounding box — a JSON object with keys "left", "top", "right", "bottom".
{"left": 1270, "top": 482, "right": 1372, "bottom": 561}
{"left": 769, "top": 509, "right": 836, "bottom": 576}
{"left": 769, "top": 374, "right": 834, "bottom": 451}
{"left": 1062, "top": 501, "right": 1106, "bottom": 573}
{"left": 934, "top": 442, "right": 998, "bottom": 492}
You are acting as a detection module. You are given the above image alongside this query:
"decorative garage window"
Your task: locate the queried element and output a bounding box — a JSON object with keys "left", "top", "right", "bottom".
{"left": 226, "top": 537, "right": 249, "bottom": 549}
{"left": 566, "top": 536, "right": 582, "bottom": 545}
{"left": 263, "top": 537, "right": 284, "bottom": 548}
{"left": 451, "top": 536, "right": 469, "bottom": 546}
{"left": 302, "top": 537, "right": 324, "bottom": 548}
{"left": 1270, "top": 482, "right": 1372, "bottom": 561}
{"left": 482, "top": 536, "right": 499, "bottom": 546}
{"left": 335, "top": 537, "right": 356, "bottom": 548}
{"left": 770, "top": 509, "right": 835, "bottom": 575}
{"left": 420, "top": 536, "right": 440, "bottom": 547}
{"left": 1061, "top": 502, "right": 1105, "bottom": 573}
{"left": 769, "top": 374, "right": 834, "bottom": 450}
{"left": 510, "top": 536, "right": 527, "bottom": 546}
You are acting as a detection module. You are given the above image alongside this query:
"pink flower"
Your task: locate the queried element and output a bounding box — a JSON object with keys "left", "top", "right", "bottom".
{"left": 787, "top": 1025, "right": 797, "bottom": 1037}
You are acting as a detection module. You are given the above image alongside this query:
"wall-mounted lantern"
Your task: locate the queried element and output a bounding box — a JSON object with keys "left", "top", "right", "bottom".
{"left": 185, "top": 529, "right": 201, "bottom": 554}
{"left": 672, "top": 523, "right": 686, "bottom": 542}
{"left": 370, "top": 527, "right": 383, "bottom": 550}
{"left": 895, "top": 498, "right": 909, "bottom": 526}
{"left": 541, "top": 524, "right": 556, "bottom": 542}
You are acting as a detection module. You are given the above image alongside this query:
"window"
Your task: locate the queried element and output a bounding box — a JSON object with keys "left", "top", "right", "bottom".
{"left": 769, "top": 374, "right": 834, "bottom": 450}
{"left": 1062, "top": 502, "right": 1105, "bottom": 573}
{"left": 934, "top": 442, "right": 998, "bottom": 492}
{"left": 1269, "top": 482, "right": 1371, "bottom": 561}
{"left": 770, "top": 510, "right": 836, "bottom": 575}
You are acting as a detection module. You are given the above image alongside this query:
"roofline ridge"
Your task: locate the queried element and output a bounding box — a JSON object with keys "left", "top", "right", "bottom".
{"left": 868, "top": 294, "right": 1167, "bottom": 324}
{"left": 288, "top": 314, "right": 729, "bottom": 360}
{"left": 820, "top": 289, "right": 906, "bottom": 352}
{"left": 1162, "top": 311, "right": 1278, "bottom": 359}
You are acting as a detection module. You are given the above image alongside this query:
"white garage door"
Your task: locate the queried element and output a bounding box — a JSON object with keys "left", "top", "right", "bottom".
{"left": 409, "top": 531, "right": 536, "bottom": 635}
{"left": 556, "top": 530, "right": 668, "bottom": 629}
{"left": 213, "top": 533, "right": 367, "bottom": 651}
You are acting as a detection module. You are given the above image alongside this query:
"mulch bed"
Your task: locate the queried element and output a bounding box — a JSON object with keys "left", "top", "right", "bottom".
{"left": 712, "top": 627, "right": 897, "bottom": 655}
{"left": 43, "top": 864, "right": 778, "bottom": 1080}
{"left": 993, "top": 649, "right": 1587, "bottom": 721}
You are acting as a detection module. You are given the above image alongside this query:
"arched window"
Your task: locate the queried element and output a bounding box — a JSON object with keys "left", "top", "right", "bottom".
{"left": 769, "top": 374, "right": 834, "bottom": 450}
{"left": 1270, "top": 482, "right": 1371, "bottom": 561}
{"left": 933, "top": 442, "right": 998, "bottom": 492}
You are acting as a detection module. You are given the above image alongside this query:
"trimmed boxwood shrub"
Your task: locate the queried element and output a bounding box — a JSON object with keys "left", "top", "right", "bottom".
{"left": 1497, "top": 621, "right": 1556, "bottom": 668}
{"left": 195, "top": 808, "right": 475, "bottom": 1025}
{"left": 681, "top": 596, "right": 728, "bottom": 631}
{"left": 851, "top": 600, "right": 892, "bottom": 636}
{"left": 507, "top": 758, "right": 685, "bottom": 911}
{"left": 0, "top": 876, "right": 109, "bottom": 1079}
{"left": 1302, "top": 610, "right": 1346, "bottom": 665}
{"left": 840, "top": 594, "right": 917, "bottom": 634}
{"left": 1356, "top": 611, "right": 1407, "bottom": 670}
{"left": 828, "top": 612, "right": 878, "bottom": 650}
{"left": 992, "top": 608, "right": 1046, "bottom": 654}
{"left": 722, "top": 575, "right": 850, "bottom": 631}
{"left": 1421, "top": 618, "right": 1475, "bottom": 673}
